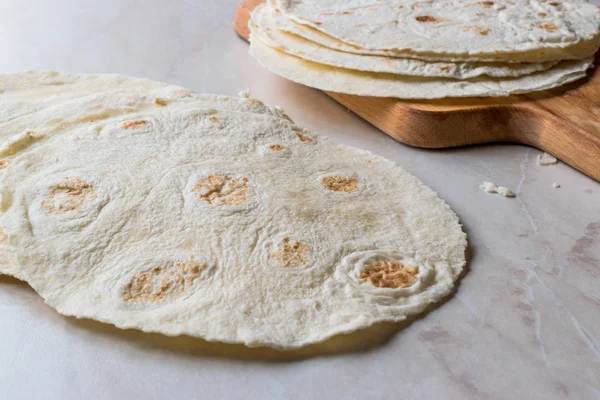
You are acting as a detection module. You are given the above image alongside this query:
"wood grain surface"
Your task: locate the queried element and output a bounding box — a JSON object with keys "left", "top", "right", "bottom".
{"left": 235, "top": 0, "right": 600, "bottom": 182}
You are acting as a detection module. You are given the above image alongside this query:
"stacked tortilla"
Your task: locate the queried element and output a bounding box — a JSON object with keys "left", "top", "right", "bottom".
{"left": 248, "top": 0, "right": 600, "bottom": 98}
{"left": 0, "top": 72, "right": 467, "bottom": 348}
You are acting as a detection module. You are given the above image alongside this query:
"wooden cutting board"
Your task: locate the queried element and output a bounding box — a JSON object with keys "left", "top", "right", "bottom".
{"left": 235, "top": 0, "right": 600, "bottom": 182}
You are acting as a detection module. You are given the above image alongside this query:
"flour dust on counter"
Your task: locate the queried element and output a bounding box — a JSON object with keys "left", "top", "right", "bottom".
{"left": 0, "top": 71, "right": 467, "bottom": 349}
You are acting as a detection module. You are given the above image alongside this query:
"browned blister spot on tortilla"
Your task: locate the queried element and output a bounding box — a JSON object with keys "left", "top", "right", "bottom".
{"left": 314, "top": 21, "right": 323, "bottom": 26}
{"left": 322, "top": 176, "right": 359, "bottom": 193}
{"left": 360, "top": 261, "right": 419, "bottom": 289}
{"left": 209, "top": 116, "right": 220, "bottom": 123}
{"left": 463, "top": 26, "right": 491, "bottom": 35}
{"left": 121, "top": 119, "right": 147, "bottom": 130}
{"left": 537, "top": 22, "right": 558, "bottom": 32}
{"left": 340, "top": 10, "right": 355, "bottom": 15}
{"left": 292, "top": 127, "right": 313, "bottom": 143}
{"left": 269, "top": 237, "right": 310, "bottom": 268}
{"left": 0, "top": 159, "right": 11, "bottom": 170}
{"left": 123, "top": 259, "right": 207, "bottom": 303}
{"left": 549, "top": 1, "right": 561, "bottom": 6}
{"left": 415, "top": 15, "right": 444, "bottom": 23}
{"left": 174, "top": 89, "right": 191, "bottom": 97}
{"left": 0, "top": 228, "right": 7, "bottom": 243}
{"left": 437, "top": 64, "right": 453, "bottom": 72}
{"left": 538, "top": 12, "right": 547, "bottom": 17}
{"left": 41, "top": 177, "right": 97, "bottom": 215}
{"left": 477, "top": 1, "right": 495, "bottom": 6}
{"left": 193, "top": 175, "right": 250, "bottom": 206}
{"left": 269, "top": 144, "right": 284, "bottom": 151}
{"left": 154, "top": 98, "right": 168, "bottom": 107}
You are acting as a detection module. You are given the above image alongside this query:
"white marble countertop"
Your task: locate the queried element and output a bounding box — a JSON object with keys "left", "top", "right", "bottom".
{"left": 0, "top": 1, "right": 599, "bottom": 399}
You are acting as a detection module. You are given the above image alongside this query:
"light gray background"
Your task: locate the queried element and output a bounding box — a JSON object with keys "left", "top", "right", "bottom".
{"left": 0, "top": 1, "right": 598, "bottom": 399}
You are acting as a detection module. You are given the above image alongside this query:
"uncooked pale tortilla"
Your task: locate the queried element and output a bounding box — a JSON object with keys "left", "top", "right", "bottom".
{"left": 1, "top": 103, "right": 466, "bottom": 348}
{"left": 249, "top": 36, "right": 593, "bottom": 98}
{"left": 253, "top": 4, "right": 559, "bottom": 79}
{"left": 0, "top": 72, "right": 291, "bottom": 280}
{"left": 278, "top": 0, "right": 600, "bottom": 62}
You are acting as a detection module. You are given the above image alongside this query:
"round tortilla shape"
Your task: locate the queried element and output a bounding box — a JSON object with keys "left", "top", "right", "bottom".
{"left": 253, "top": 4, "right": 559, "bottom": 79}
{"left": 272, "top": 0, "right": 599, "bottom": 63}
{"left": 249, "top": 36, "right": 592, "bottom": 99}
{"left": 1, "top": 107, "right": 467, "bottom": 349}
{"left": 0, "top": 72, "right": 291, "bottom": 279}
{"left": 277, "top": 0, "right": 600, "bottom": 62}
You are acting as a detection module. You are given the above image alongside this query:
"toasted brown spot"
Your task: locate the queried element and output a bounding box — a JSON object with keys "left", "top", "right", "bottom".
{"left": 360, "top": 261, "right": 418, "bottom": 288}
{"left": 193, "top": 175, "right": 250, "bottom": 206}
{"left": 269, "top": 237, "right": 310, "bottom": 267}
{"left": 437, "top": 64, "right": 453, "bottom": 72}
{"left": 121, "top": 119, "right": 147, "bottom": 130}
{"left": 209, "top": 116, "right": 220, "bottom": 123}
{"left": 340, "top": 10, "right": 355, "bottom": 15}
{"left": 248, "top": 98, "right": 263, "bottom": 105}
{"left": 322, "top": 176, "right": 359, "bottom": 193}
{"left": 154, "top": 98, "right": 168, "bottom": 107}
{"left": 0, "top": 159, "right": 11, "bottom": 170}
{"left": 538, "top": 22, "right": 558, "bottom": 32}
{"left": 269, "top": 144, "right": 284, "bottom": 151}
{"left": 314, "top": 22, "right": 323, "bottom": 26}
{"left": 416, "top": 15, "right": 443, "bottom": 23}
{"left": 296, "top": 132, "right": 313, "bottom": 142}
{"left": 477, "top": 1, "right": 495, "bottom": 6}
{"left": 41, "top": 177, "right": 97, "bottom": 215}
{"left": 123, "top": 259, "right": 207, "bottom": 303}
{"left": 0, "top": 228, "right": 7, "bottom": 243}
{"left": 549, "top": 1, "right": 561, "bottom": 6}
{"left": 463, "top": 26, "right": 491, "bottom": 35}
{"left": 538, "top": 12, "right": 547, "bottom": 17}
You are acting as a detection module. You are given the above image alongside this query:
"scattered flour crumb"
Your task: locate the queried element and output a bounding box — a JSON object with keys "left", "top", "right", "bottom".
{"left": 496, "top": 186, "right": 515, "bottom": 197}
{"left": 480, "top": 181, "right": 498, "bottom": 193}
{"left": 480, "top": 181, "right": 515, "bottom": 198}
{"left": 537, "top": 152, "right": 558, "bottom": 166}
{"left": 238, "top": 89, "right": 250, "bottom": 99}
{"left": 553, "top": 182, "right": 561, "bottom": 188}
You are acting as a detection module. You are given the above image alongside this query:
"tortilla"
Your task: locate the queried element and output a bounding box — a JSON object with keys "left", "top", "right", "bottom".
{"left": 1, "top": 105, "right": 466, "bottom": 348}
{"left": 0, "top": 72, "right": 291, "bottom": 279}
{"left": 277, "top": 0, "right": 600, "bottom": 62}
{"left": 249, "top": 35, "right": 593, "bottom": 98}
{"left": 252, "top": 4, "right": 560, "bottom": 79}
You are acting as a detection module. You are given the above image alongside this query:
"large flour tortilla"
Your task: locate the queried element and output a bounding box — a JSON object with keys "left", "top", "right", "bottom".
{"left": 1, "top": 104, "right": 467, "bottom": 348}
{"left": 278, "top": 0, "right": 600, "bottom": 62}
{"left": 253, "top": 4, "right": 559, "bottom": 79}
{"left": 271, "top": 0, "right": 600, "bottom": 63}
{"left": 250, "top": 36, "right": 593, "bottom": 98}
{"left": 0, "top": 72, "right": 291, "bottom": 280}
